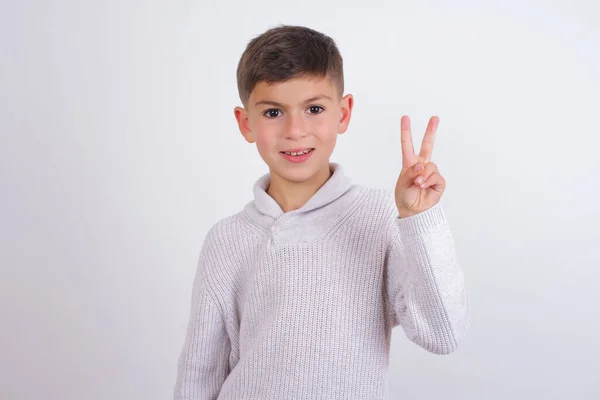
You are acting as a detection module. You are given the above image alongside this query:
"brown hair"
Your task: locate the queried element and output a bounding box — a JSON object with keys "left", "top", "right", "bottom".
{"left": 236, "top": 25, "right": 344, "bottom": 107}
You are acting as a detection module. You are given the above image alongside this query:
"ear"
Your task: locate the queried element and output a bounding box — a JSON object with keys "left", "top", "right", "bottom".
{"left": 338, "top": 94, "right": 354, "bottom": 134}
{"left": 234, "top": 106, "right": 255, "bottom": 143}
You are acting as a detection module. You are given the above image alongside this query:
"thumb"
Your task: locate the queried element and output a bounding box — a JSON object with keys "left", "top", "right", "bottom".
{"left": 398, "top": 162, "right": 424, "bottom": 190}
{"left": 410, "top": 162, "right": 424, "bottom": 177}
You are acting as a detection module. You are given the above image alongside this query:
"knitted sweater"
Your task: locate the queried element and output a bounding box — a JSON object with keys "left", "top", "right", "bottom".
{"left": 174, "top": 162, "right": 470, "bottom": 400}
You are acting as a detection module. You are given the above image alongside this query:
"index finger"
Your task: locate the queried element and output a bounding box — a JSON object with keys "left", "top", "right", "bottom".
{"left": 400, "top": 115, "right": 416, "bottom": 168}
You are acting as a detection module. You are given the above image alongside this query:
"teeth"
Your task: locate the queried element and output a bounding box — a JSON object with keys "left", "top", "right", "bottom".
{"left": 284, "top": 149, "right": 311, "bottom": 156}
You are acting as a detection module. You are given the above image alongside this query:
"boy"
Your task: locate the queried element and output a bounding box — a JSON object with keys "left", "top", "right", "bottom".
{"left": 174, "top": 25, "right": 469, "bottom": 400}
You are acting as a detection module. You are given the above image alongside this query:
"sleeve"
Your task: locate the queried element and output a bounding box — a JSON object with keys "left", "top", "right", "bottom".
{"left": 173, "top": 237, "right": 231, "bottom": 400}
{"left": 384, "top": 201, "right": 470, "bottom": 355}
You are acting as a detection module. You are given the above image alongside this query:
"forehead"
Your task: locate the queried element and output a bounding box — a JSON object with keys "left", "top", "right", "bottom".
{"left": 249, "top": 75, "right": 336, "bottom": 105}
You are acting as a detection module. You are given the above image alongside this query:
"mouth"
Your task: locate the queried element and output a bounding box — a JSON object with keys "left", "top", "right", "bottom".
{"left": 280, "top": 148, "right": 315, "bottom": 156}
{"left": 279, "top": 148, "right": 315, "bottom": 163}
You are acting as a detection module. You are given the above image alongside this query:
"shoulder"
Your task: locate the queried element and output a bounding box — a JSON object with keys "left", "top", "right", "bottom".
{"left": 352, "top": 185, "right": 398, "bottom": 221}
{"left": 194, "top": 212, "right": 251, "bottom": 286}
{"left": 200, "top": 211, "right": 248, "bottom": 256}
{"left": 345, "top": 184, "right": 399, "bottom": 241}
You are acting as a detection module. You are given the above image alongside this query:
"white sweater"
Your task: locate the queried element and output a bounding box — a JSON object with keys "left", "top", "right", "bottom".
{"left": 174, "top": 162, "right": 470, "bottom": 400}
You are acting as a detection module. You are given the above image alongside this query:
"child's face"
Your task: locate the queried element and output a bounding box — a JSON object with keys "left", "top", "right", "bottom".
{"left": 234, "top": 75, "right": 353, "bottom": 182}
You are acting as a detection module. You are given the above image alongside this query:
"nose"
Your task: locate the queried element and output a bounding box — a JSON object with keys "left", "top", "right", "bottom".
{"left": 285, "top": 112, "right": 307, "bottom": 140}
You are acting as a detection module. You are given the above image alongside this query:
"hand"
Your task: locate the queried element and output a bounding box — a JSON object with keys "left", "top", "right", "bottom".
{"left": 395, "top": 115, "right": 446, "bottom": 218}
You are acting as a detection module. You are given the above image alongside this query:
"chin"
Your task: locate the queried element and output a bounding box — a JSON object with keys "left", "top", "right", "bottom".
{"left": 272, "top": 160, "right": 330, "bottom": 183}
{"left": 273, "top": 166, "right": 314, "bottom": 182}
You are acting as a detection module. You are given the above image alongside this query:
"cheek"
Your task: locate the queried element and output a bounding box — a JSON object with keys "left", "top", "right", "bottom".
{"left": 314, "top": 117, "right": 339, "bottom": 141}
{"left": 253, "top": 129, "right": 277, "bottom": 156}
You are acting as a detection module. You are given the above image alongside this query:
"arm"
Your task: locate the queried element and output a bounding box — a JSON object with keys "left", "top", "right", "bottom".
{"left": 384, "top": 202, "right": 470, "bottom": 355}
{"left": 174, "top": 240, "right": 231, "bottom": 399}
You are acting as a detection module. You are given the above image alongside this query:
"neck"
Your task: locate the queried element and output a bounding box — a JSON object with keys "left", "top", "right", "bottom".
{"left": 267, "top": 166, "right": 333, "bottom": 213}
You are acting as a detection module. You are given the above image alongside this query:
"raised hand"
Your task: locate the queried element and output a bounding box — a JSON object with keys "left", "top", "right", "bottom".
{"left": 395, "top": 115, "right": 446, "bottom": 218}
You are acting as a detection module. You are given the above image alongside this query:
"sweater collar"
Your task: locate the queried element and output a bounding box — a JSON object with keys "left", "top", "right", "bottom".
{"left": 251, "top": 162, "right": 353, "bottom": 219}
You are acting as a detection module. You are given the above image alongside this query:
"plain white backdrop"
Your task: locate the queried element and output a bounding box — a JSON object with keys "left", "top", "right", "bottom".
{"left": 1, "top": 0, "right": 599, "bottom": 399}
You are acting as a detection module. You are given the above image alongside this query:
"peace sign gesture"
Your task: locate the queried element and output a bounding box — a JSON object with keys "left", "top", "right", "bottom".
{"left": 394, "top": 115, "right": 446, "bottom": 218}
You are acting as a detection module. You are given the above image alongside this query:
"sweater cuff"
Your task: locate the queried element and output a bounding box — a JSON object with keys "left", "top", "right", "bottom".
{"left": 396, "top": 202, "right": 447, "bottom": 239}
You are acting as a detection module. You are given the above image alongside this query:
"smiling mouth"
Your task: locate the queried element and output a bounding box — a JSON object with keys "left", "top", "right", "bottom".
{"left": 280, "top": 148, "right": 315, "bottom": 156}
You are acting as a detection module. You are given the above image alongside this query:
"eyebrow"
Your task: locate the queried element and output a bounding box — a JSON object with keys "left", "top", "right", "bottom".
{"left": 254, "top": 95, "right": 333, "bottom": 108}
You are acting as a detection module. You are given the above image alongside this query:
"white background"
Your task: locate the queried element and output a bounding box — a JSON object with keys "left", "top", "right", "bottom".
{"left": 1, "top": 0, "right": 599, "bottom": 399}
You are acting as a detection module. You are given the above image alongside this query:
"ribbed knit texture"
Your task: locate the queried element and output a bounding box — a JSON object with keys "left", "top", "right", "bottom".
{"left": 174, "top": 162, "right": 470, "bottom": 400}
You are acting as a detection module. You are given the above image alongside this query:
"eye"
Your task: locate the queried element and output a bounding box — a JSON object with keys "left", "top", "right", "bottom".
{"left": 263, "top": 109, "right": 281, "bottom": 118}
{"left": 308, "top": 105, "right": 324, "bottom": 114}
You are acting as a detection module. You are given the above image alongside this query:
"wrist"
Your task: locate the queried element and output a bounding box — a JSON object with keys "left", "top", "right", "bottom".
{"left": 397, "top": 209, "right": 417, "bottom": 219}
